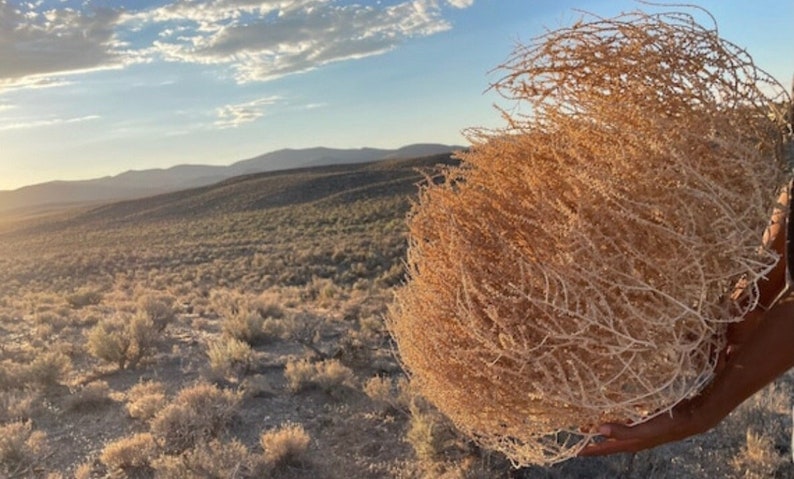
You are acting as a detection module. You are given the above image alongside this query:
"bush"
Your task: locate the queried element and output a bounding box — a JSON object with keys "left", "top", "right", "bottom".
{"left": 406, "top": 404, "right": 459, "bottom": 464}
{"left": 138, "top": 293, "right": 176, "bottom": 332}
{"left": 86, "top": 313, "right": 159, "bottom": 369}
{"left": 0, "top": 390, "right": 37, "bottom": 423}
{"left": 152, "top": 439, "right": 255, "bottom": 478}
{"left": 284, "top": 358, "right": 355, "bottom": 396}
{"left": 0, "top": 360, "right": 24, "bottom": 391}
{"left": 150, "top": 383, "right": 240, "bottom": 454}
{"left": 207, "top": 337, "right": 253, "bottom": 382}
{"left": 0, "top": 421, "right": 48, "bottom": 476}
{"left": 65, "top": 381, "right": 114, "bottom": 413}
{"left": 100, "top": 433, "right": 156, "bottom": 474}
{"left": 126, "top": 381, "right": 167, "bottom": 421}
{"left": 260, "top": 422, "right": 310, "bottom": 468}
{"left": 66, "top": 288, "right": 103, "bottom": 309}
{"left": 283, "top": 358, "right": 316, "bottom": 393}
{"left": 363, "top": 375, "right": 411, "bottom": 414}
{"left": 731, "top": 430, "right": 786, "bottom": 479}
{"left": 26, "top": 351, "right": 71, "bottom": 389}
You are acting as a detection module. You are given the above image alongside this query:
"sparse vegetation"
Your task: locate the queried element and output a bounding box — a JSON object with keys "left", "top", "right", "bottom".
{"left": 0, "top": 152, "right": 791, "bottom": 477}
{"left": 150, "top": 382, "right": 240, "bottom": 454}
{"left": 86, "top": 312, "right": 161, "bottom": 369}
{"left": 260, "top": 422, "right": 311, "bottom": 468}
{"left": 0, "top": 421, "right": 48, "bottom": 476}
{"left": 126, "top": 380, "right": 168, "bottom": 421}
{"left": 284, "top": 358, "right": 356, "bottom": 395}
{"left": 99, "top": 432, "right": 157, "bottom": 475}
{"left": 207, "top": 336, "right": 254, "bottom": 382}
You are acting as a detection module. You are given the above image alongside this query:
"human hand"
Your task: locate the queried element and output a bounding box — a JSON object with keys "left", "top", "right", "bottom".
{"left": 579, "top": 393, "right": 716, "bottom": 456}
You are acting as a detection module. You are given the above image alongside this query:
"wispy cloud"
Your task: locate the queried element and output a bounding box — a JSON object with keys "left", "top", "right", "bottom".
{"left": 0, "top": 0, "right": 475, "bottom": 90}
{"left": 0, "top": 2, "right": 126, "bottom": 89}
{"left": 214, "top": 96, "right": 283, "bottom": 129}
{"left": 0, "top": 114, "right": 101, "bottom": 131}
{"left": 143, "top": 0, "right": 462, "bottom": 82}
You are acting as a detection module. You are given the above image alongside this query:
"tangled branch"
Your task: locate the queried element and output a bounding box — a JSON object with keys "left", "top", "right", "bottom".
{"left": 390, "top": 9, "right": 790, "bottom": 466}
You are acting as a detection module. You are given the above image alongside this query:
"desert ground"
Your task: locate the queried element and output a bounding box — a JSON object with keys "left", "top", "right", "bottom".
{"left": 1, "top": 154, "right": 792, "bottom": 478}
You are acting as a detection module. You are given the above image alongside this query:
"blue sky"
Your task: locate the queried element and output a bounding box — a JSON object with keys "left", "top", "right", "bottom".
{"left": 0, "top": 0, "right": 791, "bottom": 191}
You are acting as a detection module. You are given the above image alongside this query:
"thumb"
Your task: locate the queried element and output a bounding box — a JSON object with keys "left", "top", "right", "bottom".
{"left": 598, "top": 423, "right": 637, "bottom": 440}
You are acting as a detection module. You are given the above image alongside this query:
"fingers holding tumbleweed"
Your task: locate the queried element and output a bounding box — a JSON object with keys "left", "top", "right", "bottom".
{"left": 388, "top": 7, "right": 790, "bottom": 468}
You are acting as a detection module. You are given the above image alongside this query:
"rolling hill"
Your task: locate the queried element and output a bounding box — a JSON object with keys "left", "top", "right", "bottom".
{"left": 0, "top": 143, "right": 462, "bottom": 215}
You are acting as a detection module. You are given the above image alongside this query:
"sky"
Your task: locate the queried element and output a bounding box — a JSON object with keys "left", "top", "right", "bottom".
{"left": 0, "top": 0, "right": 791, "bottom": 191}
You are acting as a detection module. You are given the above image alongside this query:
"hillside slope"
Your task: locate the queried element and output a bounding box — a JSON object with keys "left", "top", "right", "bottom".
{"left": 0, "top": 144, "right": 463, "bottom": 215}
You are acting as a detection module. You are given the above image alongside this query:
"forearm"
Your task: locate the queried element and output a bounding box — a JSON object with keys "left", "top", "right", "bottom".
{"left": 700, "top": 296, "right": 794, "bottom": 427}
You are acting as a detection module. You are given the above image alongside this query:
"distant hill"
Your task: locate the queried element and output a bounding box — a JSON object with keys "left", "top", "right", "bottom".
{"left": 0, "top": 143, "right": 463, "bottom": 215}
{"left": 66, "top": 153, "right": 460, "bottom": 227}
{"left": 0, "top": 153, "right": 460, "bottom": 237}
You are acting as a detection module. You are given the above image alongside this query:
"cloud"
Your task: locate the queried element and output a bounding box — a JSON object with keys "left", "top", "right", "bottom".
{"left": 136, "top": 0, "right": 472, "bottom": 82}
{"left": 0, "top": 2, "right": 125, "bottom": 88}
{"left": 0, "top": 114, "right": 101, "bottom": 131}
{"left": 1, "top": 0, "right": 475, "bottom": 89}
{"left": 215, "top": 96, "right": 283, "bottom": 128}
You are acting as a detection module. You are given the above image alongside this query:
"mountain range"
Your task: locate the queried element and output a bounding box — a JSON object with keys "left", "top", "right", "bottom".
{"left": 0, "top": 143, "right": 463, "bottom": 215}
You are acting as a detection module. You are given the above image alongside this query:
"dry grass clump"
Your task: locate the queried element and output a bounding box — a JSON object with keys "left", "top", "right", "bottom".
{"left": 85, "top": 312, "right": 160, "bottom": 370}
{"left": 137, "top": 293, "right": 177, "bottom": 332}
{"left": 260, "top": 422, "right": 311, "bottom": 468}
{"left": 207, "top": 336, "right": 254, "bottom": 382}
{"left": 99, "top": 432, "right": 157, "bottom": 475}
{"left": 730, "top": 430, "right": 787, "bottom": 479}
{"left": 150, "top": 382, "right": 240, "bottom": 454}
{"left": 126, "top": 381, "right": 167, "bottom": 421}
{"left": 64, "top": 380, "right": 114, "bottom": 413}
{"left": 0, "top": 390, "right": 38, "bottom": 423}
{"left": 0, "top": 421, "right": 48, "bottom": 476}
{"left": 284, "top": 358, "right": 355, "bottom": 395}
{"left": 390, "top": 8, "right": 790, "bottom": 466}
{"left": 152, "top": 439, "right": 256, "bottom": 478}
{"left": 65, "top": 288, "right": 103, "bottom": 309}
{"left": 26, "top": 351, "right": 71, "bottom": 389}
{"left": 364, "top": 375, "right": 412, "bottom": 414}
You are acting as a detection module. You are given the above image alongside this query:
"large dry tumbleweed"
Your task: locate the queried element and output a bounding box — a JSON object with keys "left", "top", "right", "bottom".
{"left": 390, "top": 8, "right": 791, "bottom": 466}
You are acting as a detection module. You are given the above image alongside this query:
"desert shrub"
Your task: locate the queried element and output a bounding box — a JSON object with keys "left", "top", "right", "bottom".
{"left": 66, "top": 288, "right": 103, "bottom": 309}
{"left": 222, "top": 308, "right": 266, "bottom": 345}
{"left": 406, "top": 403, "right": 461, "bottom": 464}
{"left": 152, "top": 439, "right": 256, "bottom": 478}
{"left": 260, "top": 422, "right": 310, "bottom": 468}
{"left": 126, "top": 381, "right": 167, "bottom": 421}
{"left": 389, "top": 8, "right": 790, "bottom": 466}
{"left": 0, "top": 421, "right": 48, "bottom": 476}
{"left": 86, "top": 313, "right": 159, "bottom": 369}
{"left": 214, "top": 290, "right": 285, "bottom": 345}
{"left": 207, "top": 337, "right": 253, "bottom": 382}
{"left": 0, "top": 390, "right": 38, "bottom": 423}
{"left": 65, "top": 381, "right": 114, "bottom": 413}
{"left": 260, "top": 317, "right": 286, "bottom": 340}
{"left": 313, "top": 359, "right": 356, "bottom": 393}
{"left": 284, "top": 357, "right": 355, "bottom": 395}
{"left": 73, "top": 461, "right": 94, "bottom": 479}
{"left": 100, "top": 433, "right": 156, "bottom": 474}
{"left": 138, "top": 293, "right": 176, "bottom": 332}
{"left": 0, "top": 360, "right": 25, "bottom": 391}
{"left": 31, "top": 311, "right": 69, "bottom": 332}
{"left": 284, "top": 358, "right": 315, "bottom": 393}
{"left": 731, "top": 430, "right": 786, "bottom": 479}
{"left": 364, "top": 375, "right": 412, "bottom": 414}
{"left": 150, "top": 383, "right": 240, "bottom": 454}
{"left": 253, "top": 298, "right": 284, "bottom": 320}
{"left": 26, "top": 350, "right": 71, "bottom": 389}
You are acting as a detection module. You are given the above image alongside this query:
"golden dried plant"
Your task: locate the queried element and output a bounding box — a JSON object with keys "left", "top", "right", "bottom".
{"left": 390, "top": 8, "right": 791, "bottom": 466}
